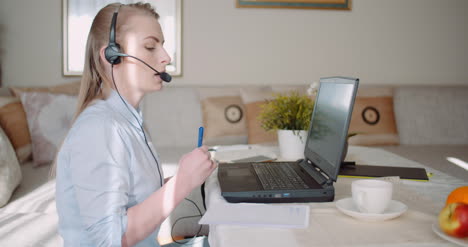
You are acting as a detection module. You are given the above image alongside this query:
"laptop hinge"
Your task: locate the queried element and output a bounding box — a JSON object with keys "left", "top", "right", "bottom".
{"left": 301, "top": 159, "right": 333, "bottom": 186}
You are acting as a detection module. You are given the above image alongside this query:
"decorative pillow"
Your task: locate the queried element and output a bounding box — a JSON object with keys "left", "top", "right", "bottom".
{"left": 348, "top": 87, "right": 399, "bottom": 146}
{"left": 240, "top": 87, "right": 278, "bottom": 144}
{"left": 10, "top": 80, "right": 81, "bottom": 97}
{"left": 0, "top": 96, "right": 32, "bottom": 163}
{"left": 199, "top": 88, "right": 248, "bottom": 145}
{"left": 0, "top": 126, "right": 22, "bottom": 207}
{"left": 20, "top": 92, "right": 78, "bottom": 166}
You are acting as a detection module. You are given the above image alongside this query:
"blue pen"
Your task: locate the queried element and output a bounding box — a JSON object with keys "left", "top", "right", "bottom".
{"left": 198, "top": 126, "right": 204, "bottom": 147}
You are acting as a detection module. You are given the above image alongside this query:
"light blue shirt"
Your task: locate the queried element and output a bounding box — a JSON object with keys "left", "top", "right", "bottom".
{"left": 56, "top": 90, "right": 164, "bottom": 247}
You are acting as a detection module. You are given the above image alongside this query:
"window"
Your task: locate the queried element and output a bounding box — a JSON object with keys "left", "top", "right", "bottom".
{"left": 63, "top": 0, "right": 182, "bottom": 76}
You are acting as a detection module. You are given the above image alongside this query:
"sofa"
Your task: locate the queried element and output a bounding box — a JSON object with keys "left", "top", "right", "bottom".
{"left": 144, "top": 85, "right": 468, "bottom": 182}
{"left": 0, "top": 82, "right": 467, "bottom": 246}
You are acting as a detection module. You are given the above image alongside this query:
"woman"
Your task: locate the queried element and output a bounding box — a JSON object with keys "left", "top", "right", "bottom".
{"left": 55, "top": 3, "right": 215, "bottom": 247}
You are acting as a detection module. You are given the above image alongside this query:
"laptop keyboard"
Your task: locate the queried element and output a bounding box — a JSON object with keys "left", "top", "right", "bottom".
{"left": 252, "top": 163, "right": 310, "bottom": 190}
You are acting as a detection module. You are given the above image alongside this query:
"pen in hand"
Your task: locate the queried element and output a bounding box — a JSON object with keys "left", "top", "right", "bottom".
{"left": 198, "top": 126, "right": 204, "bottom": 148}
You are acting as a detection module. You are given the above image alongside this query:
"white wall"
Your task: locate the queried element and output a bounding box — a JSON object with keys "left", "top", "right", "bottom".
{"left": 1, "top": 0, "right": 467, "bottom": 87}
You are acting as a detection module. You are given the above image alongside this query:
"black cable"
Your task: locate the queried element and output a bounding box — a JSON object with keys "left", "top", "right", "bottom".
{"left": 111, "top": 64, "right": 163, "bottom": 187}
{"left": 170, "top": 198, "right": 205, "bottom": 245}
{"left": 201, "top": 183, "right": 207, "bottom": 211}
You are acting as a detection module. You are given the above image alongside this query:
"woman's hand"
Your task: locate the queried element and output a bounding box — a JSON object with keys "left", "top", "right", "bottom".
{"left": 176, "top": 145, "right": 217, "bottom": 190}
{"left": 124, "top": 146, "right": 216, "bottom": 247}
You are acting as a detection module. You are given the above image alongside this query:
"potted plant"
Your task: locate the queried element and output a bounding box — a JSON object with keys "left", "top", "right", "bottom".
{"left": 259, "top": 88, "right": 315, "bottom": 160}
{"left": 259, "top": 83, "right": 356, "bottom": 161}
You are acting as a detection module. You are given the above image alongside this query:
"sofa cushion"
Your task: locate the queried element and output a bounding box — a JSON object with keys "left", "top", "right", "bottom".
{"left": 348, "top": 87, "right": 399, "bottom": 146}
{"left": 240, "top": 87, "right": 277, "bottom": 144}
{"left": 0, "top": 126, "right": 22, "bottom": 207}
{"left": 10, "top": 80, "right": 81, "bottom": 97}
{"left": 0, "top": 97, "right": 32, "bottom": 162}
{"left": 394, "top": 87, "right": 468, "bottom": 145}
{"left": 201, "top": 95, "right": 248, "bottom": 146}
{"left": 20, "top": 92, "right": 77, "bottom": 166}
{"left": 143, "top": 87, "right": 203, "bottom": 148}
{"left": 198, "top": 88, "right": 248, "bottom": 146}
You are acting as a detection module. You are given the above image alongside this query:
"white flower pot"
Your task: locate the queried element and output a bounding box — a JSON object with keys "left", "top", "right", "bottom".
{"left": 277, "top": 130, "right": 308, "bottom": 161}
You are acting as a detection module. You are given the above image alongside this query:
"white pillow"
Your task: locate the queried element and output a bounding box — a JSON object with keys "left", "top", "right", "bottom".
{"left": 0, "top": 126, "right": 22, "bottom": 207}
{"left": 20, "top": 92, "right": 77, "bottom": 166}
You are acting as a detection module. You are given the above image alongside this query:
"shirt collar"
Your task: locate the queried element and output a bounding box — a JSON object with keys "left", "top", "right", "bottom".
{"left": 106, "top": 89, "right": 144, "bottom": 130}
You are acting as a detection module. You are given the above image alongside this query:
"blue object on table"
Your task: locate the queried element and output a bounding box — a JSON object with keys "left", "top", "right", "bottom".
{"left": 198, "top": 126, "right": 204, "bottom": 147}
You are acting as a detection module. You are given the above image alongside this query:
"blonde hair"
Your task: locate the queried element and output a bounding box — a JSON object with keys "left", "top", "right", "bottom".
{"left": 50, "top": 2, "right": 159, "bottom": 178}
{"left": 75, "top": 2, "right": 159, "bottom": 118}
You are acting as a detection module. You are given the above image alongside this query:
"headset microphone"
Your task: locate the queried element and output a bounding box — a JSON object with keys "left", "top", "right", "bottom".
{"left": 104, "top": 10, "right": 172, "bottom": 83}
{"left": 127, "top": 56, "right": 172, "bottom": 83}
{"left": 158, "top": 71, "right": 172, "bottom": 83}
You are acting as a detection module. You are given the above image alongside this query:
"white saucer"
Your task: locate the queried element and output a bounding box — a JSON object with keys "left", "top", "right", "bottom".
{"left": 335, "top": 197, "right": 407, "bottom": 222}
{"left": 432, "top": 222, "right": 468, "bottom": 247}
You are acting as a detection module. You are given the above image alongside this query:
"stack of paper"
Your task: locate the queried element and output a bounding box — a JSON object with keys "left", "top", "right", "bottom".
{"left": 199, "top": 203, "right": 309, "bottom": 228}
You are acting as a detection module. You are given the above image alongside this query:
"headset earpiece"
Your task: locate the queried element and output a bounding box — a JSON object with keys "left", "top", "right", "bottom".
{"left": 105, "top": 43, "right": 122, "bottom": 64}
{"left": 104, "top": 9, "right": 122, "bottom": 65}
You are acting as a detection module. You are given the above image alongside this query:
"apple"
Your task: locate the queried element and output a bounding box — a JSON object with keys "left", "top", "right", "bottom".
{"left": 438, "top": 202, "right": 468, "bottom": 238}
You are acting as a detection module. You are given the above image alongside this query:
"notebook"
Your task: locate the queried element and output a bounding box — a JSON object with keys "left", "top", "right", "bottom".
{"left": 339, "top": 163, "right": 429, "bottom": 181}
{"left": 217, "top": 77, "right": 360, "bottom": 203}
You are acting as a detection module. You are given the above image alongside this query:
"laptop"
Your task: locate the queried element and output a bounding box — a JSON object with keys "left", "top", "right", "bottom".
{"left": 217, "top": 77, "right": 359, "bottom": 203}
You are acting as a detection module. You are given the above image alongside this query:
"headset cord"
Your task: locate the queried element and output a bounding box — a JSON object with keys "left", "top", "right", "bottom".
{"left": 111, "top": 64, "right": 163, "bottom": 187}
{"left": 111, "top": 65, "right": 206, "bottom": 244}
{"left": 170, "top": 198, "right": 206, "bottom": 245}
{"left": 201, "top": 183, "right": 207, "bottom": 211}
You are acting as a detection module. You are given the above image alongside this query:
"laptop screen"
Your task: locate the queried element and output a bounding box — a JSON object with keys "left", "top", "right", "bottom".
{"left": 304, "top": 77, "right": 359, "bottom": 181}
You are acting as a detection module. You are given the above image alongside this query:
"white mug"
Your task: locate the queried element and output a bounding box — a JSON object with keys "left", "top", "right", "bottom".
{"left": 351, "top": 179, "right": 393, "bottom": 214}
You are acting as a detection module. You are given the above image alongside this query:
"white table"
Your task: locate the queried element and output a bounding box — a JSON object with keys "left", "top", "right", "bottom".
{"left": 204, "top": 145, "right": 467, "bottom": 247}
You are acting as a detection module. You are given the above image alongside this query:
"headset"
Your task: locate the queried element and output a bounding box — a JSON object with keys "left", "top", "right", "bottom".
{"left": 104, "top": 6, "right": 205, "bottom": 244}
{"left": 104, "top": 6, "right": 172, "bottom": 82}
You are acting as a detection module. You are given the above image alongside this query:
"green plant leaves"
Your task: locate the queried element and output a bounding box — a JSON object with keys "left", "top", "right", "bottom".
{"left": 258, "top": 91, "right": 314, "bottom": 131}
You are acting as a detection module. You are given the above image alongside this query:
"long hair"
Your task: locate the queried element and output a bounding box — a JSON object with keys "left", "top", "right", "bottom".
{"left": 75, "top": 2, "right": 160, "bottom": 119}
{"left": 50, "top": 2, "right": 159, "bottom": 178}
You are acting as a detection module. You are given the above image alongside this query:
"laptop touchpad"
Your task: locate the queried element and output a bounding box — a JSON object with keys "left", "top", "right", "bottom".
{"left": 227, "top": 168, "right": 251, "bottom": 176}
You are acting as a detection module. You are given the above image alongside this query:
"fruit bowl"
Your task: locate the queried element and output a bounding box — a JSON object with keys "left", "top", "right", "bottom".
{"left": 432, "top": 222, "right": 468, "bottom": 247}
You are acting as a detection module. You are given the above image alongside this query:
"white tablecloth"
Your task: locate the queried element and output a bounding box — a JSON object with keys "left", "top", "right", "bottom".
{"left": 204, "top": 145, "right": 467, "bottom": 247}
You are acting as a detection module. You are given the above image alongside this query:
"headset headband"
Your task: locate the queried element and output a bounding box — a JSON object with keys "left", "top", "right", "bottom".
{"left": 108, "top": 6, "right": 121, "bottom": 46}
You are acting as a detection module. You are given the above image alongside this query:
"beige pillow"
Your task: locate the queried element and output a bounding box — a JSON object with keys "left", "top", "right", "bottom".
{"left": 245, "top": 101, "right": 278, "bottom": 144}
{"left": 200, "top": 95, "right": 248, "bottom": 146}
{"left": 0, "top": 126, "right": 22, "bottom": 207}
{"left": 20, "top": 92, "right": 77, "bottom": 166}
{"left": 240, "top": 87, "right": 278, "bottom": 144}
{"left": 0, "top": 96, "right": 32, "bottom": 162}
{"left": 348, "top": 87, "right": 399, "bottom": 145}
{"left": 10, "top": 80, "right": 81, "bottom": 97}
